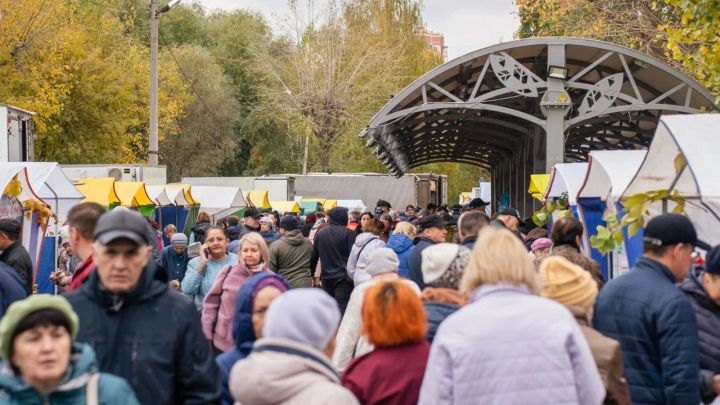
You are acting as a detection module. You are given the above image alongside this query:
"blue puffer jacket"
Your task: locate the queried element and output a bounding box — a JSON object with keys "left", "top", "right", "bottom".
{"left": 216, "top": 273, "right": 290, "bottom": 405}
{"left": 0, "top": 262, "right": 26, "bottom": 317}
{"left": 423, "top": 302, "right": 459, "bottom": 343}
{"left": 593, "top": 256, "right": 700, "bottom": 404}
{"left": 0, "top": 343, "right": 138, "bottom": 404}
{"left": 386, "top": 234, "right": 414, "bottom": 278}
{"left": 680, "top": 271, "right": 720, "bottom": 404}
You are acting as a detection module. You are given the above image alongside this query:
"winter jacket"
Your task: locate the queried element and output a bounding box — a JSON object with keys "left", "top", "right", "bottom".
{"left": 67, "top": 256, "right": 94, "bottom": 292}
{"left": 230, "top": 337, "right": 359, "bottom": 405}
{"left": 342, "top": 340, "right": 430, "bottom": 405}
{"left": 551, "top": 244, "right": 605, "bottom": 289}
{"left": 66, "top": 263, "right": 221, "bottom": 405}
{"left": 260, "top": 230, "right": 279, "bottom": 245}
{"left": 593, "top": 256, "right": 700, "bottom": 404}
{"left": 421, "top": 287, "right": 468, "bottom": 343}
{"left": 300, "top": 222, "right": 313, "bottom": 238}
{"left": 181, "top": 253, "right": 237, "bottom": 310}
{"left": 333, "top": 277, "right": 420, "bottom": 373}
{"left": 0, "top": 262, "right": 26, "bottom": 317}
{"left": 201, "top": 261, "right": 270, "bottom": 352}
{"left": 310, "top": 208, "right": 357, "bottom": 280}
{"left": 419, "top": 284, "right": 605, "bottom": 405}
{"left": 460, "top": 236, "right": 476, "bottom": 250}
{"left": 192, "top": 220, "right": 211, "bottom": 244}
{"left": 216, "top": 273, "right": 289, "bottom": 405}
{"left": 347, "top": 233, "right": 386, "bottom": 284}
{"left": 159, "top": 245, "right": 189, "bottom": 282}
{"left": 0, "top": 240, "right": 34, "bottom": 295}
{"left": 386, "top": 234, "right": 414, "bottom": 278}
{"left": 225, "top": 224, "right": 242, "bottom": 241}
{"left": 681, "top": 272, "right": 720, "bottom": 404}
{"left": 408, "top": 237, "right": 435, "bottom": 290}
{"left": 0, "top": 343, "right": 138, "bottom": 405}
{"left": 570, "top": 307, "right": 631, "bottom": 405}
{"left": 268, "top": 229, "right": 313, "bottom": 288}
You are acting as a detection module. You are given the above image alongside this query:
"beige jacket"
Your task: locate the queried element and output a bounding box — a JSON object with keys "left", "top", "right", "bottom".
{"left": 230, "top": 338, "right": 359, "bottom": 405}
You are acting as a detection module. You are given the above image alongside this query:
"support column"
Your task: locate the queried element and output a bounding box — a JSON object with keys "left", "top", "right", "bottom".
{"left": 542, "top": 44, "right": 569, "bottom": 173}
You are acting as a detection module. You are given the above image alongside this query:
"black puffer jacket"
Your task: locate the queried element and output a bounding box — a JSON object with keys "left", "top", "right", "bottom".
{"left": 66, "top": 262, "right": 221, "bottom": 405}
{"left": 310, "top": 207, "right": 356, "bottom": 280}
{"left": 0, "top": 240, "right": 34, "bottom": 295}
{"left": 192, "top": 220, "right": 211, "bottom": 243}
{"left": 680, "top": 272, "right": 720, "bottom": 404}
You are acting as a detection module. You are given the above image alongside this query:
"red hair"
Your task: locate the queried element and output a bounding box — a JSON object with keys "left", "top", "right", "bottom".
{"left": 362, "top": 281, "right": 426, "bottom": 347}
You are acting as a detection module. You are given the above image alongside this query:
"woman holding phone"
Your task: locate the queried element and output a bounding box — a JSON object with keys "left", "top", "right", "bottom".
{"left": 181, "top": 226, "right": 237, "bottom": 311}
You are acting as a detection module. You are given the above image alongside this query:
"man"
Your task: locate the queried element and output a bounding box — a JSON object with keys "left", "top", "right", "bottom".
{"left": 680, "top": 245, "right": 720, "bottom": 404}
{"left": 457, "top": 211, "right": 490, "bottom": 250}
{"left": 223, "top": 215, "right": 242, "bottom": 242}
{"left": 65, "top": 202, "right": 105, "bottom": 292}
{"left": 0, "top": 261, "right": 26, "bottom": 317}
{"left": 376, "top": 199, "right": 392, "bottom": 215}
{"left": 240, "top": 207, "right": 262, "bottom": 237}
{"left": 408, "top": 215, "right": 448, "bottom": 289}
{"left": 494, "top": 207, "right": 524, "bottom": 234}
{"left": 310, "top": 207, "right": 356, "bottom": 315}
{"left": 66, "top": 209, "right": 221, "bottom": 404}
{"left": 160, "top": 232, "right": 189, "bottom": 289}
{"left": 269, "top": 215, "right": 313, "bottom": 288}
{"left": 405, "top": 205, "right": 417, "bottom": 222}
{"left": 467, "top": 198, "right": 488, "bottom": 212}
{"left": 0, "top": 218, "right": 34, "bottom": 294}
{"left": 593, "top": 214, "right": 702, "bottom": 404}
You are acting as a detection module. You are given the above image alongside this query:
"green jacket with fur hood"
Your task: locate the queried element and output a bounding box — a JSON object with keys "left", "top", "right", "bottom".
{"left": 0, "top": 342, "right": 138, "bottom": 405}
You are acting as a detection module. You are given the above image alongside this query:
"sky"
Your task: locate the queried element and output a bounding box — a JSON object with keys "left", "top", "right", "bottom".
{"left": 196, "top": 0, "right": 520, "bottom": 60}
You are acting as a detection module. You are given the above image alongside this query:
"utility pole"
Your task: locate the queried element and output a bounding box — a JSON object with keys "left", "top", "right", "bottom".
{"left": 149, "top": 0, "right": 159, "bottom": 165}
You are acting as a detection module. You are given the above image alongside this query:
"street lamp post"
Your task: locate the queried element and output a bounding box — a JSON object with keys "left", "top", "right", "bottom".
{"left": 149, "top": 0, "right": 180, "bottom": 165}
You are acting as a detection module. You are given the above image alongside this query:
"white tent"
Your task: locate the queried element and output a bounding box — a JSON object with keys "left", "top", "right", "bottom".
{"left": 336, "top": 200, "right": 367, "bottom": 212}
{"left": 544, "top": 163, "right": 589, "bottom": 206}
{"left": 577, "top": 150, "right": 647, "bottom": 201}
{"left": 3, "top": 162, "right": 83, "bottom": 231}
{"left": 622, "top": 114, "right": 720, "bottom": 247}
{"left": 145, "top": 185, "right": 191, "bottom": 207}
{"left": 190, "top": 186, "right": 248, "bottom": 221}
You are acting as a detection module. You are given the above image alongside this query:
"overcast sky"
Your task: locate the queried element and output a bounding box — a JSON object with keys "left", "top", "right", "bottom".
{"left": 195, "top": 0, "right": 520, "bottom": 60}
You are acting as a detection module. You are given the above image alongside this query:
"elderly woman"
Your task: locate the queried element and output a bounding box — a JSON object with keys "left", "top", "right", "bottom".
{"left": 0, "top": 295, "right": 138, "bottom": 404}
{"left": 386, "top": 222, "right": 416, "bottom": 279}
{"left": 419, "top": 227, "right": 605, "bottom": 404}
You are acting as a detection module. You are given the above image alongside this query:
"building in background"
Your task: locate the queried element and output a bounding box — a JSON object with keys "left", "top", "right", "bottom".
{"left": 423, "top": 31, "right": 447, "bottom": 62}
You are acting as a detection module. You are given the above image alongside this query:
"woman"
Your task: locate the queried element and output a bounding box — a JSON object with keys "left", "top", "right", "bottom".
{"left": 191, "top": 211, "right": 212, "bottom": 244}
{"left": 347, "top": 218, "right": 386, "bottom": 285}
{"left": 540, "top": 256, "right": 630, "bottom": 404}
{"left": 334, "top": 248, "right": 420, "bottom": 373}
{"left": 359, "top": 212, "right": 374, "bottom": 232}
{"left": 202, "top": 233, "right": 271, "bottom": 353}
{"left": 181, "top": 226, "right": 238, "bottom": 310}
{"left": 549, "top": 216, "right": 605, "bottom": 288}
{"left": 419, "top": 243, "right": 471, "bottom": 342}
{"left": 418, "top": 227, "right": 605, "bottom": 404}
{"left": 216, "top": 273, "right": 289, "bottom": 405}
{"left": 259, "top": 216, "right": 278, "bottom": 245}
{"left": 386, "top": 222, "right": 416, "bottom": 278}
{"left": 0, "top": 295, "right": 138, "bottom": 404}
{"left": 342, "top": 281, "right": 430, "bottom": 405}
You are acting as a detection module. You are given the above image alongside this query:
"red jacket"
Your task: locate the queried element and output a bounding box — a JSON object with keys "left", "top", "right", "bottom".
{"left": 67, "top": 256, "right": 95, "bottom": 292}
{"left": 342, "top": 340, "right": 430, "bottom": 405}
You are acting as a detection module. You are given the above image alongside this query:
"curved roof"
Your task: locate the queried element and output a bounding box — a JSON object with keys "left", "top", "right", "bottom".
{"left": 115, "top": 182, "right": 154, "bottom": 207}
{"left": 360, "top": 37, "right": 717, "bottom": 175}
{"left": 76, "top": 178, "right": 120, "bottom": 206}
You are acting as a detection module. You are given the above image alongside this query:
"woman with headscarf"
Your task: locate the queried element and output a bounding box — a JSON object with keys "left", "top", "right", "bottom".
{"left": 216, "top": 273, "right": 289, "bottom": 405}
{"left": 0, "top": 295, "right": 138, "bottom": 404}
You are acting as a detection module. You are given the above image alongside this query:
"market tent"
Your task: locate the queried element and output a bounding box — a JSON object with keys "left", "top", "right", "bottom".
{"left": 114, "top": 182, "right": 155, "bottom": 217}
{"left": 337, "top": 200, "right": 367, "bottom": 212}
{"left": 302, "top": 200, "right": 322, "bottom": 214}
{"left": 246, "top": 189, "right": 271, "bottom": 209}
{"left": 165, "top": 184, "right": 200, "bottom": 235}
{"left": 271, "top": 201, "right": 301, "bottom": 214}
{"left": 622, "top": 114, "right": 720, "bottom": 247}
{"left": 147, "top": 185, "right": 193, "bottom": 240}
{"left": 528, "top": 174, "right": 550, "bottom": 201}
{"left": 75, "top": 178, "right": 120, "bottom": 207}
{"left": 543, "top": 163, "right": 588, "bottom": 206}
{"left": 576, "top": 151, "right": 647, "bottom": 279}
{"left": 191, "top": 186, "right": 248, "bottom": 222}
{"left": 146, "top": 185, "right": 173, "bottom": 206}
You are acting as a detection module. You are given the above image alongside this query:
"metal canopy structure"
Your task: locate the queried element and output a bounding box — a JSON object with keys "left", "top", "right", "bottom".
{"left": 360, "top": 37, "right": 718, "bottom": 213}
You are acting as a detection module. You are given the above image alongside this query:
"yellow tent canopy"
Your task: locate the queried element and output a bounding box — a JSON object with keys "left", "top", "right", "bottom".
{"left": 114, "top": 181, "right": 154, "bottom": 207}
{"left": 270, "top": 201, "right": 301, "bottom": 214}
{"left": 305, "top": 198, "right": 337, "bottom": 211}
{"left": 247, "top": 189, "right": 271, "bottom": 209}
{"left": 75, "top": 178, "right": 120, "bottom": 206}
{"left": 166, "top": 184, "right": 199, "bottom": 205}
{"left": 529, "top": 174, "right": 551, "bottom": 201}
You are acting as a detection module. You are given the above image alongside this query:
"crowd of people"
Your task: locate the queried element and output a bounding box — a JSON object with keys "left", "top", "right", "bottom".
{"left": 0, "top": 196, "right": 718, "bottom": 404}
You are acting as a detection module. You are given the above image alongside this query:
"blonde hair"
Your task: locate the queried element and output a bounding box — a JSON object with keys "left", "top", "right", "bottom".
{"left": 460, "top": 227, "right": 540, "bottom": 295}
{"left": 238, "top": 232, "right": 269, "bottom": 264}
{"left": 393, "top": 221, "right": 417, "bottom": 239}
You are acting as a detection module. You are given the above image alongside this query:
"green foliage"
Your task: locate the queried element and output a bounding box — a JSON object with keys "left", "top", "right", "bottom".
{"left": 532, "top": 192, "right": 570, "bottom": 226}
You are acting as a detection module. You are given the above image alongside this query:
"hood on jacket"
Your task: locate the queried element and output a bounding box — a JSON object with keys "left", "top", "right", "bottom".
{"left": 0, "top": 342, "right": 98, "bottom": 394}
{"left": 225, "top": 225, "right": 241, "bottom": 241}
{"left": 386, "top": 233, "right": 414, "bottom": 253}
{"left": 327, "top": 207, "right": 349, "bottom": 226}
{"left": 681, "top": 273, "right": 720, "bottom": 310}
{"left": 281, "top": 229, "right": 306, "bottom": 246}
{"left": 421, "top": 287, "right": 468, "bottom": 307}
{"left": 82, "top": 260, "right": 166, "bottom": 310}
{"left": 230, "top": 338, "right": 340, "bottom": 404}
{"left": 354, "top": 232, "right": 379, "bottom": 247}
